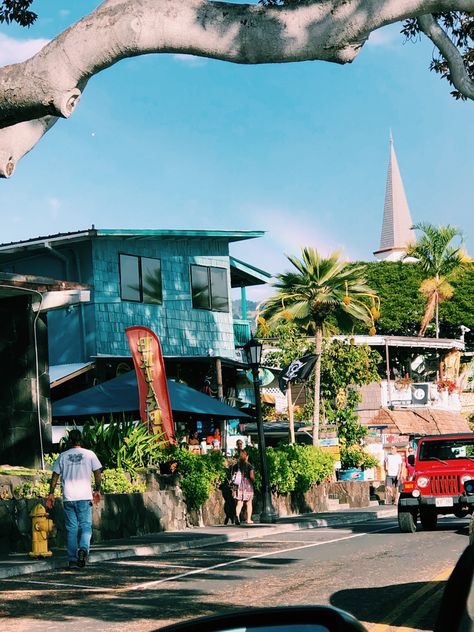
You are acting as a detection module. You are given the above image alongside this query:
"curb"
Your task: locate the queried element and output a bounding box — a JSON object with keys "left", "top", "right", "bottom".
{"left": 0, "top": 507, "right": 397, "bottom": 579}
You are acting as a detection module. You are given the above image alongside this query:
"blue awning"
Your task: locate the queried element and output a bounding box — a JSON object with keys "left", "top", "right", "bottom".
{"left": 52, "top": 370, "right": 250, "bottom": 419}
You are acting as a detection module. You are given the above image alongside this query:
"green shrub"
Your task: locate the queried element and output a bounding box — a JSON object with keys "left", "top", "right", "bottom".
{"left": 163, "top": 447, "right": 227, "bottom": 510}
{"left": 265, "top": 447, "right": 296, "bottom": 494}
{"left": 14, "top": 473, "right": 57, "bottom": 499}
{"left": 101, "top": 469, "right": 146, "bottom": 494}
{"left": 246, "top": 444, "right": 334, "bottom": 495}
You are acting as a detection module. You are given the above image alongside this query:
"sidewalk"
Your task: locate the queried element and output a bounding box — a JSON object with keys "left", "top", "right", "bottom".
{"left": 0, "top": 504, "right": 397, "bottom": 579}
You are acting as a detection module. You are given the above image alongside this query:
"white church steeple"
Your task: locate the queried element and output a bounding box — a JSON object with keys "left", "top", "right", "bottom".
{"left": 374, "top": 133, "right": 415, "bottom": 261}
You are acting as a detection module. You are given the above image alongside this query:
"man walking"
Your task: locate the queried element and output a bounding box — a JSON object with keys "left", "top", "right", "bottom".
{"left": 46, "top": 429, "right": 102, "bottom": 569}
{"left": 384, "top": 445, "right": 402, "bottom": 505}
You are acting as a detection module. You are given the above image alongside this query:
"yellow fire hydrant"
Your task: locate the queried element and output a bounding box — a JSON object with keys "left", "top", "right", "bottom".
{"left": 29, "top": 503, "right": 54, "bottom": 558}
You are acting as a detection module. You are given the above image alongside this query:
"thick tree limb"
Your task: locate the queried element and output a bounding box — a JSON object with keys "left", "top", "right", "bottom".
{"left": 1, "top": 0, "right": 474, "bottom": 177}
{"left": 418, "top": 13, "right": 474, "bottom": 99}
{"left": 0, "top": 116, "right": 57, "bottom": 177}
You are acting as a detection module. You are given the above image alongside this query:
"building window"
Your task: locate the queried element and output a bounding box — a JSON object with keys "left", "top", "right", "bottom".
{"left": 190, "top": 264, "right": 229, "bottom": 312}
{"left": 119, "top": 254, "right": 162, "bottom": 304}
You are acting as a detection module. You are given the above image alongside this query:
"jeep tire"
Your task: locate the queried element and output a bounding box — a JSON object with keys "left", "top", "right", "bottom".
{"left": 398, "top": 508, "right": 417, "bottom": 533}
{"left": 420, "top": 508, "right": 438, "bottom": 530}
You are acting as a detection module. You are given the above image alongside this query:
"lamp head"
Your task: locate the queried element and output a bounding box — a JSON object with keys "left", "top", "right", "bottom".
{"left": 243, "top": 336, "right": 263, "bottom": 369}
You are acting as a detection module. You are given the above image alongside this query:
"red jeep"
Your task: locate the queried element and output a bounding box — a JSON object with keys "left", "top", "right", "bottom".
{"left": 398, "top": 433, "right": 474, "bottom": 533}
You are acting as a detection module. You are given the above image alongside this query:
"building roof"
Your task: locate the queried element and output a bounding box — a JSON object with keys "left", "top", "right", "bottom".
{"left": 0, "top": 228, "right": 265, "bottom": 254}
{"left": 374, "top": 134, "right": 415, "bottom": 260}
{"left": 230, "top": 257, "right": 272, "bottom": 287}
{"left": 368, "top": 408, "right": 471, "bottom": 436}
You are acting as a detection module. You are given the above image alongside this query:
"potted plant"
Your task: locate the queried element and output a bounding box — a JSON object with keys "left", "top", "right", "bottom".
{"left": 338, "top": 445, "right": 379, "bottom": 481}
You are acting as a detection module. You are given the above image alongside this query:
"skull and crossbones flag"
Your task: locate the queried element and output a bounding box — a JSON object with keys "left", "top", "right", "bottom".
{"left": 278, "top": 354, "right": 318, "bottom": 393}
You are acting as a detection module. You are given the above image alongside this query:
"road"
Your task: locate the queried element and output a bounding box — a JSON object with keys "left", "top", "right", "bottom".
{"left": 0, "top": 516, "right": 470, "bottom": 632}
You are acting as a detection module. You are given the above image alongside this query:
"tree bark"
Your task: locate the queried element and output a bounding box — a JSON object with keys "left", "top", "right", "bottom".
{"left": 312, "top": 326, "right": 322, "bottom": 446}
{"left": 2, "top": 0, "right": 474, "bottom": 176}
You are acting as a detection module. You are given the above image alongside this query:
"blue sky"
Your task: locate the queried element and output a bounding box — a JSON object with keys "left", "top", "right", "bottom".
{"left": 1, "top": 1, "right": 473, "bottom": 301}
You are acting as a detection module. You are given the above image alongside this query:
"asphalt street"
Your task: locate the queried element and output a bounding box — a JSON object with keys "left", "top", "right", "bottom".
{"left": 0, "top": 516, "right": 470, "bottom": 632}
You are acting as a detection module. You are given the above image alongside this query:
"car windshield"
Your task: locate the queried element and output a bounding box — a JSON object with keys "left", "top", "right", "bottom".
{"left": 418, "top": 438, "right": 474, "bottom": 461}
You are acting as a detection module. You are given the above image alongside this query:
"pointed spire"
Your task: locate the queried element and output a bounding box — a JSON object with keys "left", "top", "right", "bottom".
{"left": 374, "top": 133, "right": 415, "bottom": 261}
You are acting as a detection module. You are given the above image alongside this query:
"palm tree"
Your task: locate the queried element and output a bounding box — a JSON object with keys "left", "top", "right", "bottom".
{"left": 405, "top": 223, "right": 464, "bottom": 337}
{"left": 260, "top": 247, "right": 378, "bottom": 445}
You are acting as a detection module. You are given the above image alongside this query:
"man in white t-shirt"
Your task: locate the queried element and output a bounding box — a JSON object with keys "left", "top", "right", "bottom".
{"left": 385, "top": 445, "right": 403, "bottom": 505}
{"left": 46, "top": 429, "right": 102, "bottom": 569}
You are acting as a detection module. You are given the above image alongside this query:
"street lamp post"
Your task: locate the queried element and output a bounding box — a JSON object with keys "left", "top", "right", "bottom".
{"left": 244, "top": 337, "right": 277, "bottom": 524}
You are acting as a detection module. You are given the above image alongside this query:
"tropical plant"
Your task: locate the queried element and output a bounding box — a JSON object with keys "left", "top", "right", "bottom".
{"left": 78, "top": 417, "right": 166, "bottom": 476}
{"left": 260, "top": 248, "right": 379, "bottom": 445}
{"left": 404, "top": 223, "right": 465, "bottom": 337}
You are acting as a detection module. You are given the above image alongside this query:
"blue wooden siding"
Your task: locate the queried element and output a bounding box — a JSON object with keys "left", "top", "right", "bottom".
{"left": 91, "top": 238, "right": 236, "bottom": 359}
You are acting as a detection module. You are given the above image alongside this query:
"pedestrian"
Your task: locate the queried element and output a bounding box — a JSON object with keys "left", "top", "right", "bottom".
{"left": 231, "top": 449, "right": 255, "bottom": 525}
{"left": 384, "top": 445, "right": 402, "bottom": 505}
{"left": 233, "top": 439, "right": 244, "bottom": 458}
{"left": 406, "top": 446, "right": 416, "bottom": 480}
{"left": 46, "top": 429, "right": 102, "bottom": 569}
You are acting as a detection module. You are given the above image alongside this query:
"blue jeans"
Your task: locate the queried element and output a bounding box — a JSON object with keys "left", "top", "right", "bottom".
{"left": 63, "top": 500, "right": 93, "bottom": 562}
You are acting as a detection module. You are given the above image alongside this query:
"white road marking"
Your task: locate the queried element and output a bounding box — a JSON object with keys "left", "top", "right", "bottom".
{"left": 3, "top": 579, "right": 100, "bottom": 590}
{"left": 130, "top": 524, "right": 398, "bottom": 591}
{"left": 108, "top": 561, "right": 197, "bottom": 569}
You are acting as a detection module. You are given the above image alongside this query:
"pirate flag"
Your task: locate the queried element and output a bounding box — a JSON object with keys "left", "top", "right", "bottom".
{"left": 278, "top": 354, "right": 318, "bottom": 393}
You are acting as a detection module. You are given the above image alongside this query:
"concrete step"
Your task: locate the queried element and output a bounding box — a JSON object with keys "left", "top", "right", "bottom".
{"left": 327, "top": 499, "right": 351, "bottom": 511}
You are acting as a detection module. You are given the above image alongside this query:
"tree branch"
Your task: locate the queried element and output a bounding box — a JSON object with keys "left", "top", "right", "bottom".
{"left": 1, "top": 0, "right": 474, "bottom": 177}
{"left": 0, "top": 116, "right": 57, "bottom": 177}
{"left": 418, "top": 13, "right": 474, "bottom": 99}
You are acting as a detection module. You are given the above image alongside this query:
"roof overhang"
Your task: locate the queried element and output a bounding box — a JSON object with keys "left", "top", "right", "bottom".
{"left": 0, "top": 228, "right": 265, "bottom": 254}
{"left": 230, "top": 257, "right": 272, "bottom": 288}
{"left": 0, "top": 272, "right": 90, "bottom": 311}
{"left": 331, "top": 335, "right": 465, "bottom": 352}
{"left": 49, "top": 363, "right": 95, "bottom": 387}
{"left": 92, "top": 354, "right": 250, "bottom": 370}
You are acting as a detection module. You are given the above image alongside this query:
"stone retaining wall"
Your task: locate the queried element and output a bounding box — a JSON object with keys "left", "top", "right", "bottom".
{"left": 0, "top": 474, "right": 371, "bottom": 553}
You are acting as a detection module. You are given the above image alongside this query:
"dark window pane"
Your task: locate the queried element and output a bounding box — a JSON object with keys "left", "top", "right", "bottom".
{"left": 210, "top": 267, "right": 229, "bottom": 312}
{"left": 191, "top": 265, "right": 210, "bottom": 309}
{"left": 120, "top": 254, "right": 140, "bottom": 301}
{"left": 142, "top": 257, "right": 162, "bottom": 304}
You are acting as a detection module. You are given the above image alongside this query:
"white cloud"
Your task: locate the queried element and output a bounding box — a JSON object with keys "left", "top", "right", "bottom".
{"left": 367, "top": 25, "right": 400, "bottom": 48}
{"left": 59, "top": 9, "right": 71, "bottom": 18}
{"left": 173, "top": 54, "right": 207, "bottom": 68}
{"left": 0, "top": 33, "right": 49, "bottom": 67}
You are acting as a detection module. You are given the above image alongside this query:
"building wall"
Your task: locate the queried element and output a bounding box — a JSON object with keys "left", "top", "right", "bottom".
{"left": 0, "top": 296, "right": 52, "bottom": 467}
{"left": 0, "top": 237, "right": 238, "bottom": 363}
{"left": 91, "top": 237, "right": 236, "bottom": 359}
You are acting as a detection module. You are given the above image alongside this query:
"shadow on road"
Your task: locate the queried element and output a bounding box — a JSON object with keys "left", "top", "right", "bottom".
{"left": 330, "top": 580, "right": 446, "bottom": 631}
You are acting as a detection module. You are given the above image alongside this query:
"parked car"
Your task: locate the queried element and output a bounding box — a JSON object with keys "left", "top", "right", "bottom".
{"left": 398, "top": 433, "right": 474, "bottom": 533}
